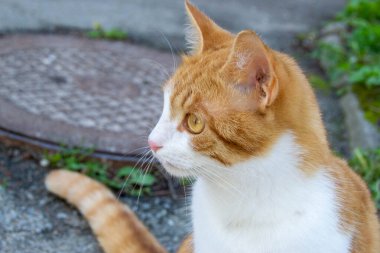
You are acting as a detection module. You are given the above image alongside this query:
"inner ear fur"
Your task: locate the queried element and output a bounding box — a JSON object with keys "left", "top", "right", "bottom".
{"left": 185, "top": 0, "right": 232, "bottom": 54}
{"left": 221, "top": 30, "right": 279, "bottom": 112}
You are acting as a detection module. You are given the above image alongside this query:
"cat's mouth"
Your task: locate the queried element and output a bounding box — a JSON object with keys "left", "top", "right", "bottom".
{"left": 160, "top": 160, "right": 192, "bottom": 177}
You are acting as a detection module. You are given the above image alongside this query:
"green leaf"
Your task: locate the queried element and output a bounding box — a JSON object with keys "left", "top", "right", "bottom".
{"left": 117, "top": 167, "right": 137, "bottom": 177}
{"left": 86, "top": 26, "right": 127, "bottom": 41}
{"left": 47, "top": 153, "right": 62, "bottom": 165}
{"left": 130, "top": 173, "right": 156, "bottom": 186}
{"left": 117, "top": 167, "right": 156, "bottom": 186}
{"left": 104, "top": 28, "right": 127, "bottom": 40}
{"left": 44, "top": 145, "right": 155, "bottom": 196}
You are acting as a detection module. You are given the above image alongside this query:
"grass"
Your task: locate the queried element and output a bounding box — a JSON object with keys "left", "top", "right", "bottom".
{"left": 86, "top": 23, "right": 128, "bottom": 41}
{"left": 43, "top": 146, "right": 156, "bottom": 196}
{"left": 350, "top": 148, "right": 380, "bottom": 208}
{"left": 312, "top": 0, "right": 380, "bottom": 128}
{"left": 0, "top": 178, "right": 8, "bottom": 189}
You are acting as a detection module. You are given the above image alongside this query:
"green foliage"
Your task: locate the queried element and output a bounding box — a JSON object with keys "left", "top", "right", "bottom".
{"left": 87, "top": 23, "right": 128, "bottom": 41}
{"left": 312, "top": 43, "right": 347, "bottom": 87}
{"left": 308, "top": 74, "right": 331, "bottom": 92}
{"left": 352, "top": 84, "right": 380, "bottom": 125}
{"left": 313, "top": 0, "right": 380, "bottom": 126}
{"left": 350, "top": 148, "right": 380, "bottom": 208}
{"left": 347, "top": 21, "right": 380, "bottom": 56}
{"left": 0, "top": 178, "right": 8, "bottom": 189}
{"left": 339, "top": 0, "right": 380, "bottom": 22}
{"left": 349, "top": 65, "right": 380, "bottom": 87}
{"left": 116, "top": 167, "right": 156, "bottom": 195}
{"left": 44, "top": 147, "right": 155, "bottom": 196}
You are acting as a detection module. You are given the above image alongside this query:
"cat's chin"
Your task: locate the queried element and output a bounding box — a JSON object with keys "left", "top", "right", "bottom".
{"left": 160, "top": 161, "right": 194, "bottom": 178}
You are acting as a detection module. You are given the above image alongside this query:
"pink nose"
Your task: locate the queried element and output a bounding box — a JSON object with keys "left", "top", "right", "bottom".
{"left": 148, "top": 140, "right": 162, "bottom": 152}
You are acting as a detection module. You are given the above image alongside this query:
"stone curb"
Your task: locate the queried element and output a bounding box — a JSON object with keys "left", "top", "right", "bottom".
{"left": 319, "top": 22, "right": 380, "bottom": 151}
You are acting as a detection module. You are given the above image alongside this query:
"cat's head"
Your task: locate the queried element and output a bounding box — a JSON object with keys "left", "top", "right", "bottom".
{"left": 149, "top": 1, "right": 325, "bottom": 177}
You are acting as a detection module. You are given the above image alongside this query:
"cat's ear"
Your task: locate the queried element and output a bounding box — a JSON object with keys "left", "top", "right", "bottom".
{"left": 221, "top": 30, "right": 278, "bottom": 112}
{"left": 185, "top": 0, "right": 231, "bottom": 54}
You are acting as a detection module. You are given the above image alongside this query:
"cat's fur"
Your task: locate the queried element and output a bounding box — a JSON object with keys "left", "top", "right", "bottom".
{"left": 46, "top": 1, "right": 380, "bottom": 253}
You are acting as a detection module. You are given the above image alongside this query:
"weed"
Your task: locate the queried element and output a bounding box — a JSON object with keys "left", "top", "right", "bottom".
{"left": 87, "top": 23, "right": 127, "bottom": 41}
{"left": 350, "top": 148, "right": 380, "bottom": 208}
{"left": 44, "top": 146, "right": 156, "bottom": 196}
{"left": 312, "top": 0, "right": 380, "bottom": 126}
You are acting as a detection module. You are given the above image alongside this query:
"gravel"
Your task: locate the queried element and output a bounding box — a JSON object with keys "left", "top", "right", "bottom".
{"left": 0, "top": 143, "right": 191, "bottom": 253}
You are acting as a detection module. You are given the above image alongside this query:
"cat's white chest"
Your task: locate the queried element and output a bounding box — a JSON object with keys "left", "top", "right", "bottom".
{"left": 192, "top": 179, "right": 351, "bottom": 253}
{"left": 191, "top": 134, "right": 352, "bottom": 253}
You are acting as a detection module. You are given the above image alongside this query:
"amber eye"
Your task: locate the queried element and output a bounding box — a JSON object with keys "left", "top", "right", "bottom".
{"left": 185, "top": 113, "right": 205, "bottom": 134}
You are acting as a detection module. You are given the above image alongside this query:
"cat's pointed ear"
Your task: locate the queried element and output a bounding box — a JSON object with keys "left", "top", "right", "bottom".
{"left": 221, "top": 30, "right": 279, "bottom": 112}
{"left": 185, "top": 0, "right": 231, "bottom": 54}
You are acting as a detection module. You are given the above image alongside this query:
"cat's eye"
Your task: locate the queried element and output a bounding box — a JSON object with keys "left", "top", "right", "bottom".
{"left": 185, "top": 113, "right": 205, "bottom": 134}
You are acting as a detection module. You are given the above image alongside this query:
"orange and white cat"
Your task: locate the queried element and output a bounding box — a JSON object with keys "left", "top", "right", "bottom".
{"left": 46, "top": 1, "right": 380, "bottom": 253}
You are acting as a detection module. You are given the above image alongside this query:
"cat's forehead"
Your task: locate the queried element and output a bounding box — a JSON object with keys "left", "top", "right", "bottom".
{"left": 168, "top": 50, "right": 229, "bottom": 92}
{"left": 163, "top": 45, "right": 251, "bottom": 118}
{"left": 164, "top": 81, "right": 238, "bottom": 123}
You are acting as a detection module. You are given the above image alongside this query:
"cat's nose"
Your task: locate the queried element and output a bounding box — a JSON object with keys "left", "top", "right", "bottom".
{"left": 148, "top": 140, "right": 162, "bottom": 152}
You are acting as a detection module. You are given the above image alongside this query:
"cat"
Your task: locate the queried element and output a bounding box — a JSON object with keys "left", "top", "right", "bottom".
{"left": 46, "top": 1, "right": 380, "bottom": 253}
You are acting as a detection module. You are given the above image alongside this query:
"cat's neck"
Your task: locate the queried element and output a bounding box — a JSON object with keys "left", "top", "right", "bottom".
{"left": 272, "top": 51, "right": 330, "bottom": 161}
{"left": 193, "top": 132, "right": 331, "bottom": 226}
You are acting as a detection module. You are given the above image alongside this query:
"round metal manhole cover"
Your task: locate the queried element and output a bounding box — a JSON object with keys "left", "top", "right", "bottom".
{"left": 0, "top": 35, "right": 176, "bottom": 155}
{"left": 76, "top": 75, "right": 142, "bottom": 99}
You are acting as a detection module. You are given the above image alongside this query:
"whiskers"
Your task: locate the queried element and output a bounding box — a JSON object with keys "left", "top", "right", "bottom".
{"left": 135, "top": 153, "right": 156, "bottom": 206}
{"left": 140, "top": 58, "right": 171, "bottom": 81}
{"left": 139, "top": 31, "right": 178, "bottom": 83}
{"left": 159, "top": 31, "right": 178, "bottom": 74}
{"left": 162, "top": 153, "right": 246, "bottom": 200}
{"left": 181, "top": 175, "right": 195, "bottom": 217}
{"left": 117, "top": 147, "right": 156, "bottom": 200}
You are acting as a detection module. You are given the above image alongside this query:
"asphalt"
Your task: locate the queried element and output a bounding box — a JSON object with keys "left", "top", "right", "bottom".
{"left": 1, "top": 0, "right": 345, "bottom": 51}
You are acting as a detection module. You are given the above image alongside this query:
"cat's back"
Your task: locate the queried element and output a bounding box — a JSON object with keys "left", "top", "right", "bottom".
{"left": 328, "top": 156, "right": 380, "bottom": 253}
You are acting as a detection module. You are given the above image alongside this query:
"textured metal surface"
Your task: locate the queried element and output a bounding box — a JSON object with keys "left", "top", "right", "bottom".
{"left": 0, "top": 35, "right": 175, "bottom": 155}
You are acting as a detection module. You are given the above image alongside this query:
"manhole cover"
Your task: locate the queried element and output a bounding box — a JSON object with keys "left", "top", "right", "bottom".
{"left": 0, "top": 35, "right": 176, "bottom": 155}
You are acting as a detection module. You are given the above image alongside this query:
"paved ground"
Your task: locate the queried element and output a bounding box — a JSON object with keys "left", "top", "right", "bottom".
{"left": 0, "top": 0, "right": 350, "bottom": 253}
{"left": 0, "top": 143, "right": 190, "bottom": 253}
{"left": 0, "top": 0, "right": 345, "bottom": 51}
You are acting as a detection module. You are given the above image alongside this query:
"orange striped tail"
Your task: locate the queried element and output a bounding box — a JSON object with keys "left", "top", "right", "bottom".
{"left": 45, "top": 170, "right": 167, "bottom": 253}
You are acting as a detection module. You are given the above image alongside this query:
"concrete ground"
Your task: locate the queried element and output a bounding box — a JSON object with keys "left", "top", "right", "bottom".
{"left": 0, "top": 0, "right": 345, "bottom": 51}
{"left": 0, "top": 0, "right": 349, "bottom": 253}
